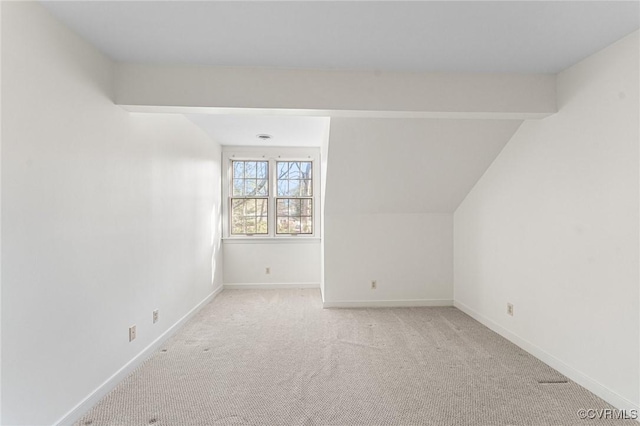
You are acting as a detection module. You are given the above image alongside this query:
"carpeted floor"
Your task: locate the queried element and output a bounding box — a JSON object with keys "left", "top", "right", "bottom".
{"left": 77, "top": 289, "right": 633, "bottom": 425}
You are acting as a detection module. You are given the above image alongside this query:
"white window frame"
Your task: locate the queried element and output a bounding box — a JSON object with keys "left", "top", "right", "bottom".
{"left": 222, "top": 147, "right": 320, "bottom": 240}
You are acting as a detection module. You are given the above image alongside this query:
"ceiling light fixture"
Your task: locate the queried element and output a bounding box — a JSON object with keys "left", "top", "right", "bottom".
{"left": 256, "top": 134, "right": 272, "bottom": 141}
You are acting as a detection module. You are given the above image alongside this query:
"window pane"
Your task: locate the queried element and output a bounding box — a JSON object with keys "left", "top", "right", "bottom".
{"left": 277, "top": 162, "right": 289, "bottom": 180}
{"left": 257, "top": 216, "right": 268, "bottom": 234}
{"left": 276, "top": 161, "right": 312, "bottom": 197}
{"left": 245, "top": 162, "right": 256, "bottom": 178}
{"left": 232, "top": 199, "right": 244, "bottom": 212}
{"left": 244, "top": 198, "right": 256, "bottom": 215}
{"left": 233, "top": 179, "right": 244, "bottom": 196}
{"left": 256, "top": 199, "right": 268, "bottom": 216}
{"left": 287, "top": 180, "right": 300, "bottom": 197}
{"left": 245, "top": 217, "right": 256, "bottom": 234}
{"left": 232, "top": 222, "right": 244, "bottom": 234}
{"left": 277, "top": 199, "right": 288, "bottom": 216}
{"left": 257, "top": 162, "right": 268, "bottom": 179}
{"left": 289, "top": 217, "right": 301, "bottom": 234}
{"left": 288, "top": 162, "right": 302, "bottom": 179}
{"left": 301, "top": 217, "right": 312, "bottom": 234}
{"left": 301, "top": 180, "right": 312, "bottom": 196}
{"left": 289, "top": 199, "right": 301, "bottom": 216}
{"left": 245, "top": 179, "right": 257, "bottom": 196}
{"left": 256, "top": 178, "right": 268, "bottom": 196}
{"left": 233, "top": 162, "right": 244, "bottom": 179}
{"left": 231, "top": 200, "right": 245, "bottom": 234}
{"left": 301, "top": 199, "right": 312, "bottom": 216}
{"left": 258, "top": 162, "right": 269, "bottom": 194}
{"left": 276, "top": 197, "right": 313, "bottom": 234}
{"left": 231, "top": 198, "right": 268, "bottom": 235}
{"left": 231, "top": 161, "right": 268, "bottom": 196}
{"left": 301, "top": 162, "right": 312, "bottom": 179}
{"left": 277, "top": 218, "right": 289, "bottom": 233}
{"left": 277, "top": 180, "right": 287, "bottom": 196}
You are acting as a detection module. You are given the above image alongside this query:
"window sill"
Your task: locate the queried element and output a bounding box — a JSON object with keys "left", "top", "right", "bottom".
{"left": 222, "top": 237, "right": 321, "bottom": 244}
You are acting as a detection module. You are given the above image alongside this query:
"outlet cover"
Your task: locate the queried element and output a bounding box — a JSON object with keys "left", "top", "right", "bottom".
{"left": 507, "top": 303, "right": 514, "bottom": 316}
{"left": 129, "top": 325, "right": 137, "bottom": 342}
{"left": 153, "top": 310, "right": 159, "bottom": 324}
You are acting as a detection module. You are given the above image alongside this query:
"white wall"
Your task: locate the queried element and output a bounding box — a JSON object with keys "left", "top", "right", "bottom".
{"left": 324, "top": 213, "right": 453, "bottom": 306}
{"left": 0, "top": 1, "right": 4, "bottom": 421}
{"left": 319, "top": 122, "right": 330, "bottom": 300}
{"left": 454, "top": 31, "right": 639, "bottom": 410}
{"left": 322, "top": 118, "right": 521, "bottom": 306}
{"left": 223, "top": 241, "right": 320, "bottom": 287}
{"left": 1, "top": 3, "right": 223, "bottom": 425}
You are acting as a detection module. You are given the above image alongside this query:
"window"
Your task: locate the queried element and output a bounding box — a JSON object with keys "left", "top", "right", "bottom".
{"left": 224, "top": 150, "right": 318, "bottom": 238}
{"left": 276, "top": 161, "right": 313, "bottom": 234}
{"left": 230, "top": 161, "right": 269, "bottom": 235}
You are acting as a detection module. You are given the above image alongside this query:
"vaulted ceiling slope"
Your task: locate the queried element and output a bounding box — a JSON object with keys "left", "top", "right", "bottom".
{"left": 325, "top": 118, "right": 523, "bottom": 214}
{"left": 41, "top": 1, "right": 639, "bottom": 74}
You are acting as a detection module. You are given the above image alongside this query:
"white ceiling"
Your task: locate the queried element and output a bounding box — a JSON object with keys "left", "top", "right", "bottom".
{"left": 185, "top": 114, "right": 330, "bottom": 147}
{"left": 41, "top": 1, "right": 639, "bottom": 74}
{"left": 35, "top": 1, "right": 637, "bottom": 212}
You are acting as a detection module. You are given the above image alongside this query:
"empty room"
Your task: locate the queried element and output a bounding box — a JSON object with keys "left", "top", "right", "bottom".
{"left": 1, "top": 1, "right": 639, "bottom": 425}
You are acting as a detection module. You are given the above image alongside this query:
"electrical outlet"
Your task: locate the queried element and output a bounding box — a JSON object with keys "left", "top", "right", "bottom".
{"left": 265, "top": 267, "right": 271, "bottom": 275}
{"left": 129, "top": 325, "right": 137, "bottom": 342}
{"left": 371, "top": 280, "right": 377, "bottom": 290}
{"left": 153, "top": 310, "right": 159, "bottom": 324}
{"left": 507, "top": 303, "right": 514, "bottom": 316}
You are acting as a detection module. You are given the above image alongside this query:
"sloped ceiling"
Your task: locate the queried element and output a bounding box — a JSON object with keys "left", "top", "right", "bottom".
{"left": 325, "top": 118, "right": 523, "bottom": 214}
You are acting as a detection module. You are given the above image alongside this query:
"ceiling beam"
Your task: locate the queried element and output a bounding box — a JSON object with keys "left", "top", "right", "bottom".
{"left": 115, "top": 64, "right": 556, "bottom": 119}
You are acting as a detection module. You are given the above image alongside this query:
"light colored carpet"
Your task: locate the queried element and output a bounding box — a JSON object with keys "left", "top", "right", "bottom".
{"left": 77, "top": 289, "right": 633, "bottom": 425}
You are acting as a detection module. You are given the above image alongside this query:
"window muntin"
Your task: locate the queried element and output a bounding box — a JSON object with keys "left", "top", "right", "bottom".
{"left": 230, "top": 160, "right": 269, "bottom": 235}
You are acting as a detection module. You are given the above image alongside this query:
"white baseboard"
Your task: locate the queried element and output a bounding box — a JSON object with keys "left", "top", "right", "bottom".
{"left": 54, "top": 285, "right": 224, "bottom": 426}
{"left": 454, "top": 300, "right": 640, "bottom": 414}
{"left": 224, "top": 283, "right": 320, "bottom": 289}
{"left": 323, "top": 299, "right": 453, "bottom": 308}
